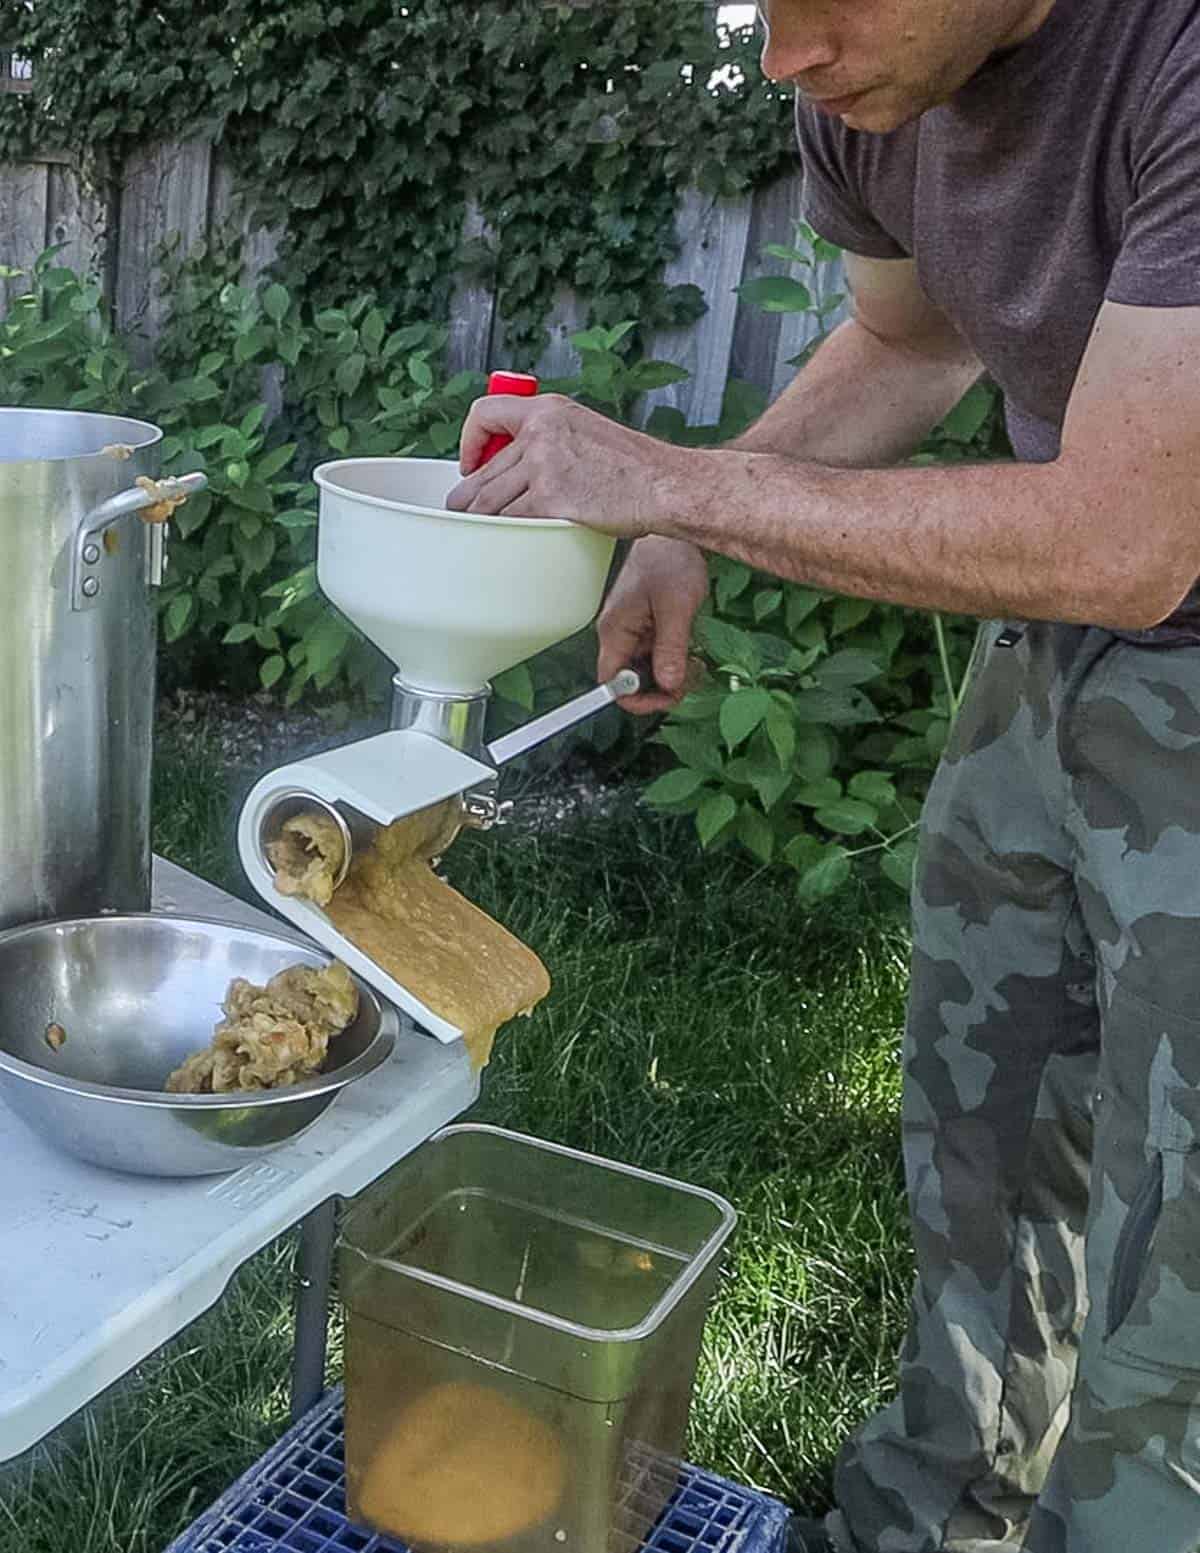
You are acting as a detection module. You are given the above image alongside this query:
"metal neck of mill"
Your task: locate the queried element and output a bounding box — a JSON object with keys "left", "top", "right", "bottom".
{"left": 390, "top": 676, "right": 492, "bottom": 763}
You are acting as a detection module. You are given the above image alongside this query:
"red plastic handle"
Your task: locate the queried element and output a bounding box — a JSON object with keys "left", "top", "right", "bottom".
{"left": 480, "top": 370, "right": 538, "bottom": 465}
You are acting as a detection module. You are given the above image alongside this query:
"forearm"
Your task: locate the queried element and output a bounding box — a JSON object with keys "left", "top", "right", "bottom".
{"left": 726, "top": 316, "right": 983, "bottom": 466}
{"left": 656, "top": 452, "right": 1177, "bottom": 630}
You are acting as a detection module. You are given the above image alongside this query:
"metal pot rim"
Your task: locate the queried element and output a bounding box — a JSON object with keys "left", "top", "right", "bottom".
{"left": 0, "top": 913, "right": 398, "bottom": 1109}
{"left": 0, "top": 407, "right": 163, "bottom": 463}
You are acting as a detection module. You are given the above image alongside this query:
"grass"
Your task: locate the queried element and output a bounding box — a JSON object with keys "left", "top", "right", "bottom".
{"left": 0, "top": 727, "right": 913, "bottom": 1551}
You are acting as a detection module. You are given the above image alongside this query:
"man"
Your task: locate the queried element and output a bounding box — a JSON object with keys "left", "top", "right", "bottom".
{"left": 448, "top": 2, "right": 1200, "bottom": 1549}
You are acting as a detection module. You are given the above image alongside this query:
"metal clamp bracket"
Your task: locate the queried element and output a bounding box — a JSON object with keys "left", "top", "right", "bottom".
{"left": 71, "top": 472, "right": 208, "bottom": 611}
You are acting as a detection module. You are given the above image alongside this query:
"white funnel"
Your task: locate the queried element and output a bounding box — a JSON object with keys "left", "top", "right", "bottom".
{"left": 314, "top": 458, "right": 616, "bottom": 694}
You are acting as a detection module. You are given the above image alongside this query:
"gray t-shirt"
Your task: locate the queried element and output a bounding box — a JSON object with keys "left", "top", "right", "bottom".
{"left": 795, "top": 0, "right": 1200, "bottom": 636}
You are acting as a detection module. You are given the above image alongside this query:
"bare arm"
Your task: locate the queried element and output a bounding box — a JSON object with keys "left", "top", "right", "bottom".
{"left": 449, "top": 253, "right": 986, "bottom": 706}
{"left": 726, "top": 252, "right": 983, "bottom": 465}
{"left": 657, "top": 300, "right": 1200, "bottom": 629}
{"left": 452, "top": 284, "right": 1200, "bottom": 633}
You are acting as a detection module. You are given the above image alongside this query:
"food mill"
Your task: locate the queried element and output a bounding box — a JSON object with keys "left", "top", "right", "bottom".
{"left": 237, "top": 382, "right": 635, "bottom": 1045}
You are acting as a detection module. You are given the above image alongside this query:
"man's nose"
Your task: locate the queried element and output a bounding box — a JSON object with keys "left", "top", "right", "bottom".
{"left": 758, "top": 6, "right": 839, "bottom": 83}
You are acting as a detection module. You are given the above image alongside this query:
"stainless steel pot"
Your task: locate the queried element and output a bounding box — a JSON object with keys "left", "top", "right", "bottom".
{"left": 0, "top": 408, "right": 205, "bottom": 927}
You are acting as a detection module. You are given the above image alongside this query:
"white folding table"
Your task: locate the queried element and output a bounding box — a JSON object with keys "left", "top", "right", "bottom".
{"left": 0, "top": 858, "right": 480, "bottom": 1464}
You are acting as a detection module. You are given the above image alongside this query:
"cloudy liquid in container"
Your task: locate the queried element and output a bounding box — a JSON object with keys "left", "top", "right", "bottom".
{"left": 345, "top": 1192, "right": 690, "bottom": 1553}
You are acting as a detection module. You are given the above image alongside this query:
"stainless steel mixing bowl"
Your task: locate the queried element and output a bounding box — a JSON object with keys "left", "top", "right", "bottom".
{"left": 0, "top": 914, "right": 397, "bottom": 1177}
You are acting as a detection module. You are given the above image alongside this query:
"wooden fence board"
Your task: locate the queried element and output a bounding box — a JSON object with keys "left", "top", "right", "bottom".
{"left": 115, "top": 139, "right": 212, "bottom": 358}
{"left": 642, "top": 187, "right": 753, "bottom": 427}
{"left": 445, "top": 202, "right": 496, "bottom": 379}
{"left": 0, "top": 161, "right": 48, "bottom": 311}
{"left": 729, "top": 170, "right": 802, "bottom": 396}
{"left": 45, "top": 162, "right": 111, "bottom": 287}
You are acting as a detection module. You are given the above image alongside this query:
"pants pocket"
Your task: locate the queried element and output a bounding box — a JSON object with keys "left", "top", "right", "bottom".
{"left": 1104, "top": 1078, "right": 1200, "bottom": 1377}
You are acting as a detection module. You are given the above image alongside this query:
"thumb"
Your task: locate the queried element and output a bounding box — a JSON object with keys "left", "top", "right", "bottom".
{"left": 459, "top": 395, "right": 537, "bottom": 476}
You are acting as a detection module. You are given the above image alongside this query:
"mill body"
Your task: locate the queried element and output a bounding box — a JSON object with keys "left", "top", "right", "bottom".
{"left": 0, "top": 408, "right": 205, "bottom": 927}
{"left": 237, "top": 453, "right": 623, "bottom": 1043}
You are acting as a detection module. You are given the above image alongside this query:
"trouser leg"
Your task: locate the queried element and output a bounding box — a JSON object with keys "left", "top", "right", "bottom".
{"left": 831, "top": 624, "right": 1101, "bottom": 1552}
{"left": 1023, "top": 640, "right": 1200, "bottom": 1553}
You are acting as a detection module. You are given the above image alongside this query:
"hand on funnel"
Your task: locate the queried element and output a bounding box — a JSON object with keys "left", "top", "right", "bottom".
{"left": 597, "top": 538, "right": 708, "bottom": 713}
{"left": 446, "top": 391, "right": 685, "bottom": 539}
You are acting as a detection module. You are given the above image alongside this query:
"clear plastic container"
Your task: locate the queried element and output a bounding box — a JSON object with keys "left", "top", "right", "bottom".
{"left": 339, "top": 1125, "right": 737, "bottom": 1553}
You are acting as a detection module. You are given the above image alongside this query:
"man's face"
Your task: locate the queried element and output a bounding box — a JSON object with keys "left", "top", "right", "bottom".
{"left": 758, "top": 0, "right": 1056, "bottom": 132}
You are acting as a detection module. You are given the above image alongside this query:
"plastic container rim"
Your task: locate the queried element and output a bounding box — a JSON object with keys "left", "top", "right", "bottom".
{"left": 314, "top": 457, "right": 578, "bottom": 530}
{"left": 340, "top": 1122, "right": 738, "bottom": 1345}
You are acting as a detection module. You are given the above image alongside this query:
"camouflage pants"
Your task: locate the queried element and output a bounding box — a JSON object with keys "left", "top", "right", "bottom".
{"left": 828, "top": 621, "right": 1200, "bottom": 1553}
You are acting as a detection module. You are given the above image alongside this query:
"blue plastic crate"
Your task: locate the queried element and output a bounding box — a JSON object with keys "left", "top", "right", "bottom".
{"left": 165, "top": 1389, "right": 791, "bottom": 1553}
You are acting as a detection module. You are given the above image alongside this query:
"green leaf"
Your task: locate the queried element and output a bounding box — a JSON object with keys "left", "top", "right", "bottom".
{"left": 696, "top": 616, "right": 760, "bottom": 676}
{"left": 938, "top": 382, "right": 994, "bottom": 444}
{"left": 408, "top": 355, "right": 434, "bottom": 390}
{"left": 815, "top": 797, "right": 879, "bottom": 836}
{"left": 644, "top": 768, "right": 708, "bottom": 806}
{"left": 782, "top": 833, "right": 824, "bottom": 873}
{"left": 795, "top": 727, "right": 838, "bottom": 781}
{"left": 233, "top": 327, "right": 273, "bottom": 366}
{"left": 696, "top": 791, "right": 737, "bottom": 847}
{"left": 276, "top": 506, "right": 317, "bottom": 530}
{"left": 719, "top": 687, "right": 771, "bottom": 750}
{"left": 815, "top": 649, "right": 881, "bottom": 690}
{"left": 263, "top": 283, "right": 290, "bottom": 323}
{"left": 645, "top": 405, "right": 688, "bottom": 443}
{"left": 303, "top": 617, "right": 349, "bottom": 674}
{"left": 881, "top": 838, "right": 919, "bottom": 893}
{"left": 753, "top": 588, "right": 783, "bottom": 623}
{"left": 627, "top": 359, "right": 689, "bottom": 391}
{"left": 223, "top": 623, "right": 257, "bottom": 644}
{"left": 239, "top": 529, "right": 277, "bottom": 576}
{"left": 762, "top": 243, "right": 812, "bottom": 264}
{"left": 785, "top": 587, "right": 824, "bottom": 633}
{"left": 228, "top": 480, "right": 276, "bottom": 516}
{"left": 174, "top": 499, "right": 209, "bottom": 540}
{"left": 740, "top": 746, "right": 793, "bottom": 810}
{"left": 191, "top": 423, "right": 228, "bottom": 449}
{"left": 656, "top": 722, "right": 725, "bottom": 777}
{"left": 240, "top": 404, "right": 268, "bottom": 439}
{"left": 765, "top": 699, "right": 796, "bottom": 767}
{"left": 796, "top": 846, "right": 852, "bottom": 903}
{"left": 164, "top": 592, "right": 194, "bottom": 642}
{"left": 603, "top": 321, "right": 637, "bottom": 349}
{"left": 361, "top": 308, "right": 387, "bottom": 355}
{"left": 795, "top": 778, "right": 843, "bottom": 808}
{"left": 255, "top": 443, "right": 298, "bottom": 482}
{"left": 848, "top": 770, "right": 897, "bottom": 808}
{"left": 738, "top": 276, "right": 813, "bottom": 313}
{"left": 336, "top": 353, "right": 367, "bottom": 397}
{"left": 492, "top": 663, "right": 535, "bottom": 712}
{"left": 260, "top": 654, "right": 286, "bottom": 689}
{"left": 736, "top": 803, "right": 775, "bottom": 864}
{"left": 831, "top": 597, "right": 874, "bottom": 636}
{"left": 713, "top": 560, "right": 752, "bottom": 610}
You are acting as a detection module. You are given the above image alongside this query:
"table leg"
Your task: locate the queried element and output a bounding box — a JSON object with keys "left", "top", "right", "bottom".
{"left": 290, "top": 1199, "right": 336, "bottom": 1422}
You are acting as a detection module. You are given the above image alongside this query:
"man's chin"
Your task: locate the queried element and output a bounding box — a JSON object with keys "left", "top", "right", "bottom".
{"left": 838, "top": 94, "right": 924, "bottom": 133}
